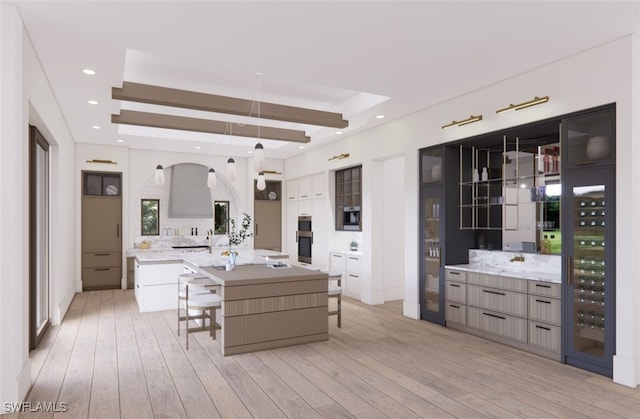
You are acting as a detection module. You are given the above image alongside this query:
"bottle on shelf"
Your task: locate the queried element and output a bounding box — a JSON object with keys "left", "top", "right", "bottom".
{"left": 473, "top": 168, "right": 479, "bottom": 183}
{"left": 541, "top": 234, "right": 551, "bottom": 254}
{"left": 552, "top": 147, "right": 559, "bottom": 173}
{"left": 543, "top": 150, "right": 551, "bottom": 174}
{"left": 481, "top": 167, "right": 488, "bottom": 181}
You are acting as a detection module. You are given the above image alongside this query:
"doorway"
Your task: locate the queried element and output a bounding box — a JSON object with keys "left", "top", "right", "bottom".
{"left": 29, "top": 126, "right": 50, "bottom": 350}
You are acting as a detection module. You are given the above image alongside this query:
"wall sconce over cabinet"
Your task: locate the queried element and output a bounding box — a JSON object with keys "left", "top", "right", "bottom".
{"left": 496, "top": 96, "right": 550, "bottom": 114}
{"left": 441, "top": 115, "right": 483, "bottom": 129}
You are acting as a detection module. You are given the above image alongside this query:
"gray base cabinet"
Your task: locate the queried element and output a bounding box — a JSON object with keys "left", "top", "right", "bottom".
{"left": 445, "top": 267, "right": 561, "bottom": 360}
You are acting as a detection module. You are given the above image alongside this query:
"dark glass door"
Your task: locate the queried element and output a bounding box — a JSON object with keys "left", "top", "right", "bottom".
{"left": 563, "top": 166, "right": 615, "bottom": 377}
{"left": 421, "top": 187, "right": 443, "bottom": 323}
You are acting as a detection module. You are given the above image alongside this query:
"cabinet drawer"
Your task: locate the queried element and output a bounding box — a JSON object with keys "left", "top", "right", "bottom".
{"left": 467, "top": 285, "right": 527, "bottom": 317}
{"left": 82, "top": 267, "right": 121, "bottom": 290}
{"left": 467, "top": 272, "right": 527, "bottom": 293}
{"left": 528, "top": 295, "right": 561, "bottom": 326}
{"left": 445, "top": 281, "right": 466, "bottom": 304}
{"left": 528, "top": 321, "right": 561, "bottom": 353}
{"left": 467, "top": 306, "right": 527, "bottom": 343}
{"left": 528, "top": 281, "right": 561, "bottom": 298}
{"left": 83, "top": 252, "right": 121, "bottom": 268}
{"left": 445, "top": 302, "right": 466, "bottom": 325}
{"left": 445, "top": 269, "right": 466, "bottom": 283}
{"left": 331, "top": 253, "right": 346, "bottom": 273}
{"left": 347, "top": 256, "right": 362, "bottom": 274}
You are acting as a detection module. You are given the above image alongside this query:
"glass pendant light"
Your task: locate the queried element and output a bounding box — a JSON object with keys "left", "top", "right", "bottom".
{"left": 155, "top": 164, "right": 165, "bottom": 185}
{"left": 253, "top": 142, "right": 265, "bottom": 172}
{"left": 226, "top": 158, "right": 236, "bottom": 182}
{"left": 207, "top": 168, "right": 217, "bottom": 189}
{"left": 257, "top": 172, "right": 266, "bottom": 191}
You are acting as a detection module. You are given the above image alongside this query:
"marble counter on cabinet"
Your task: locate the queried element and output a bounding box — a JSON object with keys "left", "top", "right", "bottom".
{"left": 446, "top": 249, "right": 561, "bottom": 283}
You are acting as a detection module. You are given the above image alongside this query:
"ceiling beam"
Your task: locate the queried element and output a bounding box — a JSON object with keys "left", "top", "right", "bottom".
{"left": 111, "top": 110, "right": 311, "bottom": 143}
{"left": 112, "top": 82, "right": 348, "bottom": 129}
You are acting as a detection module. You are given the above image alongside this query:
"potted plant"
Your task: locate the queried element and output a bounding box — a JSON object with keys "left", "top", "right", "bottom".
{"left": 350, "top": 241, "right": 358, "bottom": 251}
{"left": 222, "top": 212, "right": 253, "bottom": 266}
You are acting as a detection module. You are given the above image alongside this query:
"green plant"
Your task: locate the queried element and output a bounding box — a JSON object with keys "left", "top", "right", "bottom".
{"left": 350, "top": 241, "right": 358, "bottom": 248}
{"left": 227, "top": 212, "right": 253, "bottom": 247}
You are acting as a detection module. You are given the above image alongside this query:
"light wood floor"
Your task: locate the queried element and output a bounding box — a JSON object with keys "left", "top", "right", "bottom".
{"left": 10, "top": 289, "right": 640, "bottom": 418}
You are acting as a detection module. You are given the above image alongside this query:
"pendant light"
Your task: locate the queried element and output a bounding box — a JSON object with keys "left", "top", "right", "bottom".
{"left": 225, "top": 122, "right": 236, "bottom": 181}
{"left": 226, "top": 158, "right": 236, "bottom": 182}
{"left": 252, "top": 72, "right": 266, "bottom": 173}
{"left": 207, "top": 168, "right": 217, "bottom": 189}
{"left": 257, "top": 172, "right": 266, "bottom": 191}
{"left": 155, "top": 164, "right": 165, "bottom": 185}
{"left": 253, "top": 142, "right": 265, "bottom": 172}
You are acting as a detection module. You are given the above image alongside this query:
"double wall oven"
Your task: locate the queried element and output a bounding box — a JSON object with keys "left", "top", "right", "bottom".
{"left": 297, "top": 216, "right": 313, "bottom": 264}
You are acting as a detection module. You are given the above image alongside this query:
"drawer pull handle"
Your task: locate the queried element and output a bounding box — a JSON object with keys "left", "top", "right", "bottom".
{"left": 348, "top": 274, "right": 359, "bottom": 278}
{"left": 535, "top": 299, "right": 551, "bottom": 305}
{"left": 482, "top": 290, "right": 505, "bottom": 296}
{"left": 95, "top": 253, "right": 111, "bottom": 256}
{"left": 482, "top": 312, "right": 506, "bottom": 320}
{"left": 535, "top": 284, "right": 551, "bottom": 289}
{"left": 94, "top": 268, "right": 110, "bottom": 272}
{"left": 348, "top": 257, "right": 359, "bottom": 260}
{"left": 334, "top": 254, "right": 343, "bottom": 258}
{"left": 535, "top": 325, "right": 551, "bottom": 331}
{"left": 449, "top": 284, "right": 460, "bottom": 288}
{"left": 450, "top": 271, "right": 460, "bottom": 275}
{"left": 449, "top": 304, "right": 460, "bottom": 309}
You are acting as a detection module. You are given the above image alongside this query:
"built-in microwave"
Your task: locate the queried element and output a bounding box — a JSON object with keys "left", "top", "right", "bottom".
{"left": 343, "top": 206, "right": 361, "bottom": 231}
{"left": 297, "top": 216, "right": 313, "bottom": 264}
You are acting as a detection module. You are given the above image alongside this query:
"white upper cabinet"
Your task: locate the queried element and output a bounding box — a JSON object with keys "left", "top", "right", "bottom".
{"left": 312, "top": 173, "right": 327, "bottom": 198}
{"left": 286, "top": 179, "right": 298, "bottom": 201}
{"left": 298, "top": 176, "right": 312, "bottom": 200}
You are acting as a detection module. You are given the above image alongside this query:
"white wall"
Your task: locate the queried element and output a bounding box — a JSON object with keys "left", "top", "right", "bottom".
{"left": 285, "top": 36, "right": 639, "bottom": 387}
{"left": 1, "top": 3, "right": 77, "bottom": 403}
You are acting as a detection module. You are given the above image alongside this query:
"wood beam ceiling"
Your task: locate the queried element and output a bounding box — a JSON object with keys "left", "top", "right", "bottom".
{"left": 111, "top": 110, "right": 311, "bottom": 143}
{"left": 112, "top": 81, "right": 349, "bottom": 128}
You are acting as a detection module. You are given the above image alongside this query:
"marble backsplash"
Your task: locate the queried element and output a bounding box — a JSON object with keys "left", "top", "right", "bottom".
{"left": 469, "top": 249, "right": 561, "bottom": 276}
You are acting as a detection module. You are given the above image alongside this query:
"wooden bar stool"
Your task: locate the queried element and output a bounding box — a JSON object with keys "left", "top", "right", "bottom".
{"left": 327, "top": 271, "right": 342, "bottom": 328}
{"left": 177, "top": 272, "right": 209, "bottom": 336}
{"left": 184, "top": 286, "right": 221, "bottom": 349}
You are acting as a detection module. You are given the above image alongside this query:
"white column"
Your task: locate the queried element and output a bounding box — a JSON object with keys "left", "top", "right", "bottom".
{"left": 0, "top": 2, "right": 32, "bottom": 403}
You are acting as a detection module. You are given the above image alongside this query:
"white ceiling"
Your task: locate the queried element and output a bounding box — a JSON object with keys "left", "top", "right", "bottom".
{"left": 10, "top": 0, "right": 640, "bottom": 159}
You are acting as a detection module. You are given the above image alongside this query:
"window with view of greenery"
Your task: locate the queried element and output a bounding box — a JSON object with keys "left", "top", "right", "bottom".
{"left": 214, "top": 201, "right": 229, "bottom": 234}
{"left": 141, "top": 199, "right": 159, "bottom": 235}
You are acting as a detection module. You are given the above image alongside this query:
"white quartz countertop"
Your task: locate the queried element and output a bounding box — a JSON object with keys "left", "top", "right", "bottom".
{"left": 133, "top": 247, "right": 285, "bottom": 267}
{"left": 445, "top": 264, "right": 561, "bottom": 284}
{"left": 332, "top": 250, "right": 363, "bottom": 256}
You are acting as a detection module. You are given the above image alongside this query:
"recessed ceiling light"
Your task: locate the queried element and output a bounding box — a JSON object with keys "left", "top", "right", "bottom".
{"left": 247, "top": 150, "right": 253, "bottom": 154}
{"left": 336, "top": 131, "right": 343, "bottom": 135}
{"left": 82, "top": 69, "right": 96, "bottom": 75}
{"left": 299, "top": 146, "right": 305, "bottom": 149}
{"left": 376, "top": 114, "right": 385, "bottom": 119}
{"left": 88, "top": 100, "right": 98, "bottom": 105}
{"left": 195, "top": 146, "right": 201, "bottom": 150}
{"left": 92, "top": 125, "right": 100, "bottom": 129}
{"left": 116, "top": 139, "right": 124, "bottom": 143}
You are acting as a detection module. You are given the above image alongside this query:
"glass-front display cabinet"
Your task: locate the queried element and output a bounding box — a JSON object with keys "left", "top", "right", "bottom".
{"left": 562, "top": 105, "right": 615, "bottom": 377}
{"left": 420, "top": 146, "right": 474, "bottom": 325}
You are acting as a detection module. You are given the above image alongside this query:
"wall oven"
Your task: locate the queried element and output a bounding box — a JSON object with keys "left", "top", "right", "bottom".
{"left": 343, "top": 206, "right": 361, "bottom": 231}
{"left": 297, "top": 216, "right": 313, "bottom": 264}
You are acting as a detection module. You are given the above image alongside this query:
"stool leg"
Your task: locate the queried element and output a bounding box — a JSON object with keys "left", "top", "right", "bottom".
{"left": 337, "top": 295, "right": 342, "bottom": 328}
{"left": 177, "top": 282, "right": 181, "bottom": 336}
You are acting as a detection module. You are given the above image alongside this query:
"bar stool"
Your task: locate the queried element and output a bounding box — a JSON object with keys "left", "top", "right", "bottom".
{"left": 184, "top": 281, "right": 222, "bottom": 349}
{"left": 177, "top": 273, "right": 215, "bottom": 336}
{"left": 327, "top": 271, "right": 342, "bottom": 328}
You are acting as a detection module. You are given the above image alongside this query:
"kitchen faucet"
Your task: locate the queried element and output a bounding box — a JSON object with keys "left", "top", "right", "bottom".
{"left": 207, "top": 229, "right": 213, "bottom": 253}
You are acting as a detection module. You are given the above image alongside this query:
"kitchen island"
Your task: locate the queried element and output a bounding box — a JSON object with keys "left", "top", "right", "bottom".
{"left": 191, "top": 264, "right": 329, "bottom": 356}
